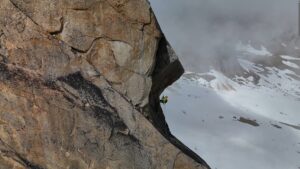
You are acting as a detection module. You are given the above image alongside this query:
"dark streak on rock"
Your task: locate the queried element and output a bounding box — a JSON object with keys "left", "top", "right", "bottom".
{"left": 0, "top": 138, "right": 44, "bottom": 169}
{"left": 70, "top": 46, "right": 91, "bottom": 54}
{"left": 58, "top": 72, "right": 112, "bottom": 109}
{"left": 0, "top": 63, "right": 41, "bottom": 87}
{"left": 16, "top": 154, "right": 44, "bottom": 169}
{"left": 8, "top": 0, "right": 39, "bottom": 26}
{"left": 57, "top": 72, "right": 136, "bottom": 143}
{"left": 49, "top": 17, "right": 64, "bottom": 35}
{"left": 43, "top": 79, "right": 59, "bottom": 90}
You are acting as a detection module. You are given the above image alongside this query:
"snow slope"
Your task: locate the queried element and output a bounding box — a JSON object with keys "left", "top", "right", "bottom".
{"left": 163, "top": 42, "right": 300, "bottom": 169}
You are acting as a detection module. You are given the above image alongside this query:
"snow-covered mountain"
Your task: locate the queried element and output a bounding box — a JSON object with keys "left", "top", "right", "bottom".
{"left": 162, "top": 41, "right": 300, "bottom": 169}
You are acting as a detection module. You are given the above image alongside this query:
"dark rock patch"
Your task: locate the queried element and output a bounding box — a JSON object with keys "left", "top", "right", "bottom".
{"left": 271, "top": 124, "right": 282, "bottom": 129}
{"left": 280, "top": 122, "right": 300, "bottom": 130}
{"left": 237, "top": 117, "right": 260, "bottom": 127}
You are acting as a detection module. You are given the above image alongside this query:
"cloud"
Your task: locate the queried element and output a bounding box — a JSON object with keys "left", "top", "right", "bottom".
{"left": 149, "top": 0, "right": 298, "bottom": 72}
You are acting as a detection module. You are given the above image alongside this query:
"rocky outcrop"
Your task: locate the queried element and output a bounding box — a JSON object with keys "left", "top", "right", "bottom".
{"left": 0, "top": 0, "right": 210, "bottom": 168}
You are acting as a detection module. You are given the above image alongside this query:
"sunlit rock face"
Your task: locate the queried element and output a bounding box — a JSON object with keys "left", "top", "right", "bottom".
{"left": 0, "top": 0, "right": 210, "bottom": 169}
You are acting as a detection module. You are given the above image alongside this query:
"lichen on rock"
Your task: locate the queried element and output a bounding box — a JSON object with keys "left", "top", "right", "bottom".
{"left": 0, "top": 0, "right": 210, "bottom": 168}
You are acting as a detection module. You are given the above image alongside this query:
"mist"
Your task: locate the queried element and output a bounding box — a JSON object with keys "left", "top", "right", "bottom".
{"left": 150, "top": 1, "right": 300, "bottom": 169}
{"left": 149, "top": 0, "right": 298, "bottom": 72}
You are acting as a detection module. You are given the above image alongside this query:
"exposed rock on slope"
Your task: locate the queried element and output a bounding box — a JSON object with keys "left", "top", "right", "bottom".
{"left": 0, "top": 0, "right": 210, "bottom": 168}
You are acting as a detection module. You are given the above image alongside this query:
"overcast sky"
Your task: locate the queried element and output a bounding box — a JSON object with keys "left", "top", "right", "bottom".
{"left": 149, "top": 0, "right": 298, "bottom": 72}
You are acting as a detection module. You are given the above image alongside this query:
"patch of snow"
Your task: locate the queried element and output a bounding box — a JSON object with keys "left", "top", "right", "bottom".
{"left": 282, "top": 60, "right": 300, "bottom": 69}
{"left": 205, "top": 70, "right": 238, "bottom": 91}
{"left": 238, "top": 59, "right": 265, "bottom": 72}
{"left": 281, "top": 43, "right": 287, "bottom": 47}
{"left": 247, "top": 76, "right": 254, "bottom": 81}
{"left": 281, "top": 55, "right": 300, "bottom": 61}
{"left": 163, "top": 77, "right": 300, "bottom": 169}
{"left": 236, "top": 42, "right": 272, "bottom": 57}
{"left": 164, "top": 42, "right": 300, "bottom": 169}
{"left": 183, "top": 59, "right": 300, "bottom": 124}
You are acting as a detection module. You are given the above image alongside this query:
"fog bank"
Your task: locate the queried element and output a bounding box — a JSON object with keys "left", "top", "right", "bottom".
{"left": 149, "top": 0, "right": 298, "bottom": 72}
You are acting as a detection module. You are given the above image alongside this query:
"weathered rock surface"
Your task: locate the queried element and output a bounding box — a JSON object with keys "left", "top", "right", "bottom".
{"left": 0, "top": 0, "right": 210, "bottom": 169}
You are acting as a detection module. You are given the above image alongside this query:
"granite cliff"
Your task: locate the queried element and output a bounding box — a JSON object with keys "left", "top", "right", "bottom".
{"left": 0, "top": 0, "right": 210, "bottom": 168}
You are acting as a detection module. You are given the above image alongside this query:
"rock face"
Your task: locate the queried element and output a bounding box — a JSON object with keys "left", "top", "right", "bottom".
{"left": 0, "top": 0, "right": 210, "bottom": 169}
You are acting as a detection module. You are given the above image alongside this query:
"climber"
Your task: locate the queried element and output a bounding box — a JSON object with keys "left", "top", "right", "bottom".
{"left": 160, "top": 95, "right": 168, "bottom": 105}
